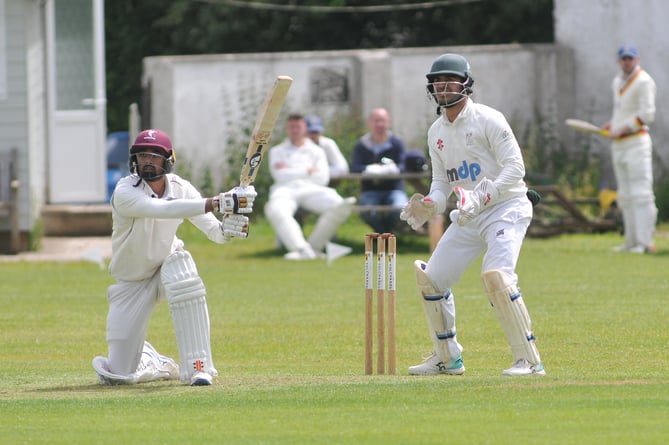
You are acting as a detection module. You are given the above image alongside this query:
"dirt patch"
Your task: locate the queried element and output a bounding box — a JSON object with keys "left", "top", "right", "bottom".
{"left": 0, "top": 237, "right": 111, "bottom": 265}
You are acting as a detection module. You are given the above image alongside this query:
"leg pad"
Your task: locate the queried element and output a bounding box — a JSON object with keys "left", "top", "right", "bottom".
{"left": 415, "top": 260, "right": 462, "bottom": 361}
{"left": 161, "top": 250, "right": 217, "bottom": 383}
{"left": 481, "top": 269, "right": 541, "bottom": 365}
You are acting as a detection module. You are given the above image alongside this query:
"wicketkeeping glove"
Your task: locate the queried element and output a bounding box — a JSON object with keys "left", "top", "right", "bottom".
{"left": 452, "top": 178, "right": 499, "bottom": 226}
{"left": 451, "top": 187, "right": 539, "bottom": 225}
{"left": 400, "top": 193, "right": 437, "bottom": 231}
{"left": 221, "top": 214, "right": 249, "bottom": 239}
{"left": 216, "top": 185, "right": 257, "bottom": 214}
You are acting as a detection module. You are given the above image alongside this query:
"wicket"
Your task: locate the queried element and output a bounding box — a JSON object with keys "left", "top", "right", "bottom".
{"left": 364, "top": 233, "right": 396, "bottom": 375}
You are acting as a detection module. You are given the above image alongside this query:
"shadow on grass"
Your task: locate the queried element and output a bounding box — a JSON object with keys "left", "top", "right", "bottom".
{"left": 28, "top": 381, "right": 179, "bottom": 395}
{"left": 238, "top": 233, "right": 432, "bottom": 259}
{"left": 647, "top": 248, "right": 669, "bottom": 257}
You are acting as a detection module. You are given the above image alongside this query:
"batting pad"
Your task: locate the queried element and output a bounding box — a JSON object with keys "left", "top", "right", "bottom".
{"left": 481, "top": 270, "right": 541, "bottom": 365}
{"left": 415, "top": 260, "right": 463, "bottom": 362}
{"left": 161, "top": 250, "right": 216, "bottom": 383}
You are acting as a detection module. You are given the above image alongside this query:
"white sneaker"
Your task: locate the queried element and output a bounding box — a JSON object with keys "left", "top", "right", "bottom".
{"left": 502, "top": 359, "right": 546, "bottom": 376}
{"left": 408, "top": 352, "right": 465, "bottom": 375}
{"left": 136, "top": 341, "right": 180, "bottom": 383}
{"left": 628, "top": 245, "right": 656, "bottom": 254}
{"left": 190, "top": 371, "right": 213, "bottom": 386}
{"left": 612, "top": 244, "right": 632, "bottom": 252}
{"left": 284, "top": 246, "right": 317, "bottom": 260}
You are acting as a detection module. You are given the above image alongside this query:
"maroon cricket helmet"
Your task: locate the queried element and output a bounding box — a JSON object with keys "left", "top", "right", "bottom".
{"left": 130, "top": 129, "right": 173, "bottom": 157}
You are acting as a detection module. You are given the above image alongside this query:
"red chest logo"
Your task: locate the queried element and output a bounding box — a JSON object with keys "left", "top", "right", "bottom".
{"left": 437, "top": 138, "right": 444, "bottom": 151}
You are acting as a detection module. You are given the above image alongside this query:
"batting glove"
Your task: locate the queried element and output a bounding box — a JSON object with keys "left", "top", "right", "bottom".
{"left": 453, "top": 178, "right": 499, "bottom": 226}
{"left": 216, "top": 185, "right": 257, "bottom": 214}
{"left": 221, "top": 214, "right": 249, "bottom": 239}
{"left": 400, "top": 193, "right": 437, "bottom": 231}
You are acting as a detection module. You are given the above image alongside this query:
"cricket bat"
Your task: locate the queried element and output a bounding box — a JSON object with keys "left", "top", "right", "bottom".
{"left": 565, "top": 118, "right": 610, "bottom": 137}
{"left": 239, "top": 75, "right": 293, "bottom": 187}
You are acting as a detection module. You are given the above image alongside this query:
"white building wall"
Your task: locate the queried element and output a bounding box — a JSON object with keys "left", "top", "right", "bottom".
{"left": 554, "top": 0, "right": 669, "bottom": 184}
{"left": 141, "top": 2, "right": 669, "bottom": 190}
{"left": 143, "top": 44, "right": 564, "bottom": 188}
{"left": 0, "top": 0, "right": 31, "bottom": 235}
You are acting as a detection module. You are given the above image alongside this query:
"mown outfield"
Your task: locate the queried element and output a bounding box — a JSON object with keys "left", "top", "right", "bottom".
{"left": 1, "top": 216, "right": 667, "bottom": 444}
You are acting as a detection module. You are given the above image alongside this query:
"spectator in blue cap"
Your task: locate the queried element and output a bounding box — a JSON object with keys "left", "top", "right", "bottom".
{"left": 617, "top": 45, "right": 638, "bottom": 59}
{"left": 305, "top": 115, "right": 349, "bottom": 179}
{"left": 602, "top": 45, "right": 657, "bottom": 254}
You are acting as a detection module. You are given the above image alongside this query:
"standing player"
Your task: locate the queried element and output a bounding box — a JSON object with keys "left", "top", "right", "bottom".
{"left": 602, "top": 45, "right": 657, "bottom": 254}
{"left": 92, "top": 129, "right": 256, "bottom": 386}
{"left": 400, "top": 54, "right": 545, "bottom": 376}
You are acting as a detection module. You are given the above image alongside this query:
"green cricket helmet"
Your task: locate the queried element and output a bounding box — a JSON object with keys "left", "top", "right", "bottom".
{"left": 426, "top": 53, "right": 474, "bottom": 112}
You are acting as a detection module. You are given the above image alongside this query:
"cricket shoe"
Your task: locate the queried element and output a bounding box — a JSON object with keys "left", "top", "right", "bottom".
{"left": 502, "top": 359, "right": 546, "bottom": 376}
{"left": 136, "top": 341, "right": 180, "bottom": 383}
{"left": 284, "top": 246, "right": 318, "bottom": 261}
{"left": 190, "top": 371, "right": 213, "bottom": 386}
{"left": 612, "top": 243, "right": 633, "bottom": 253}
{"left": 628, "top": 244, "right": 657, "bottom": 254}
{"left": 408, "top": 352, "right": 465, "bottom": 376}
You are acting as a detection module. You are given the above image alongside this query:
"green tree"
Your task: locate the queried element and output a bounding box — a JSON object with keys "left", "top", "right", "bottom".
{"left": 105, "top": 0, "right": 553, "bottom": 131}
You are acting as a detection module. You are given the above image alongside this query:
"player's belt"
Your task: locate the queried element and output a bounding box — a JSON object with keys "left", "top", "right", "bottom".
{"left": 613, "top": 129, "right": 648, "bottom": 141}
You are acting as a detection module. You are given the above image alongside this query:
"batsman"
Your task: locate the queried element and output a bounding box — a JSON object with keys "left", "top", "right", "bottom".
{"left": 400, "top": 53, "right": 546, "bottom": 376}
{"left": 92, "top": 129, "right": 256, "bottom": 386}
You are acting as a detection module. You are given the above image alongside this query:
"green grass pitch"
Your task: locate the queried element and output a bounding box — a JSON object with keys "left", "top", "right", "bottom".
{"left": 1, "top": 216, "right": 668, "bottom": 444}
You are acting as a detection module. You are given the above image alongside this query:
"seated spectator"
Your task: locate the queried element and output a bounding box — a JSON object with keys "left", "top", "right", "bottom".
{"left": 351, "top": 108, "right": 409, "bottom": 233}
{"left": 265, "top": 114, "right": 356, "bottom": 260}
{"left": 305, "top": 115, "right": 350, "bottom": 179}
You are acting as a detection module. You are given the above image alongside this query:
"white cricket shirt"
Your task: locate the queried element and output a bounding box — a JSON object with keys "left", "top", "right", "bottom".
{"left": 427, "top": 100, "right": 527, "bottom": 214}
{"left": 268, "top": 139, "right": 330, "bottom": 189}
{"left": 315, "top": 135, "right": 349, "bottom": 178}
{"left": 109, "top": 174, "right": 226, "bottom": 281}
{"left": 611, "top": 67, "right": 656, "bottom": 134}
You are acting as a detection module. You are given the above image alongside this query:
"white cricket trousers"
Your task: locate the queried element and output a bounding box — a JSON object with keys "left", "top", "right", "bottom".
{"left": 611, "top": 134, "right": 657, "bottom": 249}
{"left": 105, "top": 271, "right": 164, "bottom": 376}
{"left": 265, "top": 181, "right": 346, "bottom": 252}
{"left": 426, "top": 196, "right": 532, "bottom": 292}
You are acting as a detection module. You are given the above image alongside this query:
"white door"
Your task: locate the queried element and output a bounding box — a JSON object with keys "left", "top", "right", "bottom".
{"left": 47, "top": 0, "right": 106, "bottom": 203}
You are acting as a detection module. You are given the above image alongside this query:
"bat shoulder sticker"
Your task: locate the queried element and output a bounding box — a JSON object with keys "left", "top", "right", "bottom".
{"left": 239, "top": 76, "right": 293, "bottom": 188}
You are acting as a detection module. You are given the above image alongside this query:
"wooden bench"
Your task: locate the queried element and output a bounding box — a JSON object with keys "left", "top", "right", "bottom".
{"left": 331, "top": 171, "right": 431, "bottom": 195}
{"left": 330, "top": 174, "right": 619, "bottom": 246}
{"left": 0, "top": 148, "right": 20, "bottom": 253}
{"left": 528, "top": 185, "right": 620, "bottom": 237}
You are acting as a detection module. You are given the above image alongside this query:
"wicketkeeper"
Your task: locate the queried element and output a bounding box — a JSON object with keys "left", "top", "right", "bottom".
{"left": 400, "top": 53, "right": 546, "bottom": 376}
{"left": 93, "top": 129, "right": 257, "bottom": 386}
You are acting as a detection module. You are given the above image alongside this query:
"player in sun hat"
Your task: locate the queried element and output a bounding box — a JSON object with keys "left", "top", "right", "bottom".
{"left": 305, "top": 115, "right": 349, "bottom": 178}
{"left": 93, "top": 128, "right": 257, "bottom": 386}
{"left": 602, "top": 45, "right": 657, "bottom": 254}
